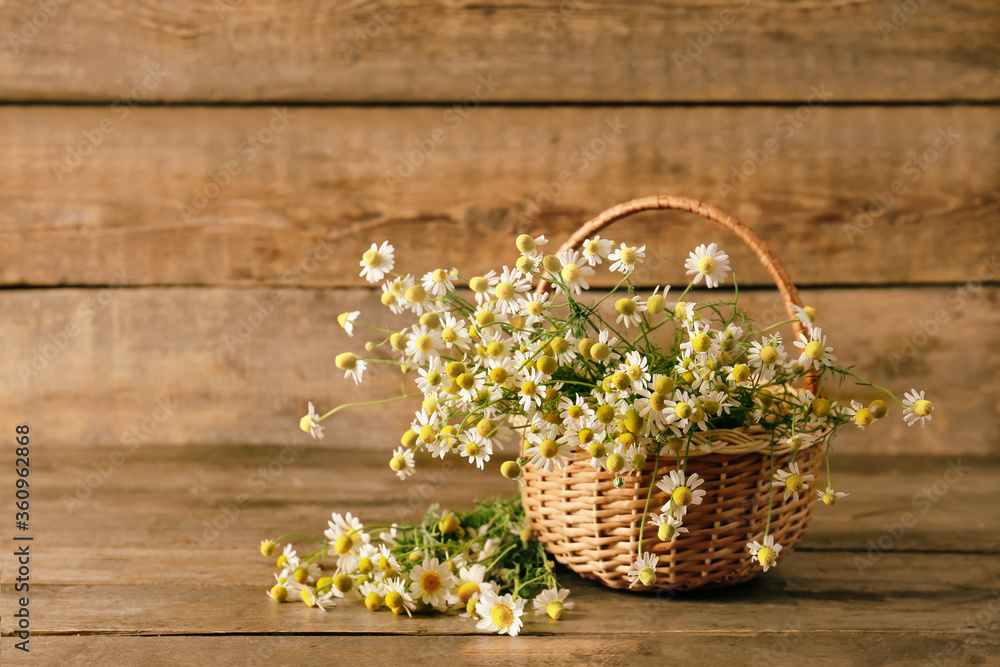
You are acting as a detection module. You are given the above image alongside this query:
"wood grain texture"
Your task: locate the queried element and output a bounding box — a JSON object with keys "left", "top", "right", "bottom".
{"left": 2, "top": 286, "right": 996, "bottom": 452}
{"left": 14, "top": 635, "right": 1000, "bottom": 667}
{"left": 0, "top": 105, "right": 997, "bottom": 288}
{"left": 1, "top": 1, "right": 998, "bottom": 103}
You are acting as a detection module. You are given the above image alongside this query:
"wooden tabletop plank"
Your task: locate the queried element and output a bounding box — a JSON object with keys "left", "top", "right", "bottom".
{"left": 0, "top": 105, "right": 996, "bottom": 288}
{"left": 3, "top": 284, "right": 996, "bottom": 453}
{"left": 14, "top": 633, "right": 1000, "bottom": 667}
{"left": 1, "top": 1, "right": 996, "bottom": 103}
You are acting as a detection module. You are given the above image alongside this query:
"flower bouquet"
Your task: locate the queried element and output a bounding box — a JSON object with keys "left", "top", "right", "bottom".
{"left": 260, "top": 196, "right": 934, "bottom": 630}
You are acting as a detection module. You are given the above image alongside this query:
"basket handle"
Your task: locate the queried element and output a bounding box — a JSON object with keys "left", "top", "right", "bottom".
{"left": 534, "top": 195, "right": 817, "bottom": 393}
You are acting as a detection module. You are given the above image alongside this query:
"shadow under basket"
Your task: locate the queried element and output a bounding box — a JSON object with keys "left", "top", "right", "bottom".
{"left": 520, "top": 429, "right": 825, "bottom": 592}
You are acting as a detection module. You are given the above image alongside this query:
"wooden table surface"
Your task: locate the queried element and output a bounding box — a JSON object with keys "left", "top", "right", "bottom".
{"left": 2, "top": 444, "right": 997, "bottom": 666}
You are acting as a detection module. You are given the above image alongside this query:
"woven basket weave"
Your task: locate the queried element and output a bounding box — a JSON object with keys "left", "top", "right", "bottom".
{"left": 520, "top": 195, "right": 824, "bottom": 592}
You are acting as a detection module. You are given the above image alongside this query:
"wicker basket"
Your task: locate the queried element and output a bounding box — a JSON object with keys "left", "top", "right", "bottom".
{"left": 520, "top": 195, "right": 824, "bottom": 592}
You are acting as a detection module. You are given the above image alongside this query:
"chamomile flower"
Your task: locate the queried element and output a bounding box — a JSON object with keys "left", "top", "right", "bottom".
{"left": 299, "top": 401, "right": 325, "bottom": 440}
{"left": 747, "top": 335, "right": 786, "bottom": 381}
{"left": 556, "top": 249, "right": 594, "bottom": 295}
{"left": 405, "top": 324, "right": 443, "bottom": 366}
{"left": 614, "top": 295, "right": 645, "bottom": 329}
{"left": 844, "top": 400, "right": 875, "bottom": 430}
{"left": 359, "top": 241, "right": 395, "bottom": 283}
{"left": 389, "top": 446, "right": 415, "bottom": 480}
{"left": 475, "top": 590, "right": 526, "bottom": 637}
{"left": 525, "top": 437, "right": 570, "bottom": 473}
{"left": 653, "top": 513, "right": 689, "bottom": 542}
{"left": 783, "top": 431, "right": 817, "bottom": 452}
{"left": 456, "top": 563, "right": 494, "bottom": 610}
{"left": 359, "top": 580, "right": 386, "bottom": 612}
{"left": 793, "top": 327, "right": 837, "bottom": 371}
{"left": 609, "top": 243, "right": 646, "bottom": 275}
{"left": 627, "top": 552, "right": 659, "bottom": 588}
{"left": 773, "top": 462, "right": 814, "bottom": 501}
{"left": 468, "top": 270, "right": 499, "bottom": 305}
{"left": 517, "top": 291, "right": 550, "bottom": 327}
{"left": 699, "top": 389, "right": 737, "bottom": 418}
{"left": 793, "top": 304, "right": 818, "bottom": 328}
{"left": 459, "top": 431, "right": 493, "bottom": 470}
{"left": 383, "top": 577, "right": 417, "bottom": 616}
{"left": 747, "top": 534, "right": 783, "bottom": 572}
{"left": 620, "top": 350, "right": 652, "bottom": 388}
{"left": 685, "top": 242, "right": 730, "bottom": 288}
{"left": 335, "top": 353, "right": 367, "bottom": 385}
{"left": 663, "top": 390, "right": 699, "bottom": 432}
{"left": 492, "top": 266, "right": 532, "bottom": 315}
{"left": 516, "top": 367, "right": 546, "bottom": 411}
{"left": 558, "top": 395, "right": 594, "bottom": 430}
{"left": 656, "top": 469, "right": 706, "bottom": 517}
{"left": 818, "top": 486, "right": 849, "bottom": 506}
{"left": 422, "top": 268, "right": 457, "bottom": 297}
{"left": 324, "top": 512, "right": 370, "bottom": 562}
{"left": 516, "top": 233, "right": 548, "bottom": 256}
{"left": 416, "top": 358, "right": 446, "bottom": 395}
{"left": 276, "top": 543, "right": 299, "bottom": 571}
{"left": 532, "top": 587, "right": 574, "bottom": 619}
{"left": 379, "top": 281, "right": 406, "bottom": 314}
{"left": 439, "top": 312, "right": 472, "bottom": 350}
{"left": 902, "top": 389, "right": 934, "bottom": 427}
{"left": 337, "top": 311, "right": 359, "bottom": 337}
{"left": 410, "top": 558, "right": 458, "bottom": 612}
{"left": 581, "top": 235, "right": 612, "bottom": 266}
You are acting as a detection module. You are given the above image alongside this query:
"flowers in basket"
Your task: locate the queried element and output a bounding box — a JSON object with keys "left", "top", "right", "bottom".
{"left": 263, "top": 231, "right": 934, "bottom": 631}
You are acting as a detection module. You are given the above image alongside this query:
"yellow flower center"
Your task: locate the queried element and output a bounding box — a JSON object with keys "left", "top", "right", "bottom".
{"left": 658, "top": 523, "right": 675, "bottom": 541}
{"left": 756, "top": 546, "right": 777, "bottom": 568}
{"left": 654, "top": 376, "right": 674, "bottom": 395}
{"left": 364, "top": 592, "right": 382, "bottom": 612}
{"left": 431, "top": 268, "right": 449, "bottom": 283}
{"left": 381, "top": 291, "right": 397, "bottom": 307}
{"left": 491, "top": 604, "right": 514, "bottom": 628}
{"left": 335, "top": 352, "right": 357, "bottom": 371}
{"left": 419, "top": 424, "right": 437, "bottom": 444}
{"left": 638, "top": 566, "right": 656, "bottom": 587}
{"left": 697, "top": 255, "right": 717, "bottom": 275}
{"left": 854, "top": 408, "right": 874, "bottom": 427}
{"left": 630, "top": 452, "right": 646, "bottom": 470}
{"left": 546, "top": 600, "right": 566, "bottom": 620}
{"left": 362, "top": 249, "right": 382, "bottom": 268}
{"left": 589, "top": 442, "right": 606, "bottom": 459}
{"left": 578, "top": 428, "right": 595, "bottom": 444}
{"left": 390, "top": 279, "right": 406, "bottom": 295}
{"left": 625, "top": 365, "right": 642, "bottom": 381}
{"left": 495, "top": 282, "right": 516, "bottom": 301}
{"left": 811, "top": 398, "right": 832, "bottom": 417}
{"left": 465, "top": 441, "right": 481, "bottom": 457}
{"left": 914, "top": 399, "right": 933, "bottom": 417}
{"left": 299, "top": 415, "right": 313, "bottom": 433}
{"left": 620, "top": 248, "right": 637, "bottom": 265}
{"left": 405, "top": 285, "right": 426, "bottom": 303}
{"left": 420, "top": 571, "right": 442, "bottom": 593}
{"left": 590, "top": 342, "right": 610, "bottom": 361}
{"left": 537, "top": 356, "right": 558, "bottom": 375}
{"left": 425, "top": 370, "right": 443, "bottom": 387}
{"left": 359, "top": 557, "right": 374, "bottom": 574}
{"left": 616, "top": 298, "right": 636, "bottom": 316}
{"left": 469, "top": 276, "right": 489, "bottom": 293}
{"left": 456, "top": 372, "right": 476, "bottom": 390}
{"left": 788, "top": 435, "right": 804, "bottom": 450}
{"left": 385, "top": 591, "right": 403, "bottom": 611}
{"left": 457, "top": 581, "right": 481, "bottom": 604}
{"left": 269, "top": 584, "right": 288, "bottom": 602}
{"left": 561, "top": 263, "right": 581, "bottom": 283}
{"left": 701, "top": 399, "right": 720, "bottom": 415}
{"left": 623, "top": 409, "right": 643, "bottom": 433}
{"left": 521, "top": 381, "right": 537, "bottom": 396}
{"left": 415, "top": 334, "right": 433, "bottom": 353}
{"left": 335, "top": 534, "right": 354, "bottom": 555}
{"left": 672, "top": 486, "right": 693, "bottom": 506}
{"left": 389, "top": 455, "right": 406, "bottom": 472}
{"left": 606, "top": 453, "right": 625, "bottom": 473}
{"left": 489, "top": 367, "right": 508, "bottom": 384}
{"left": 486, "top": 341, "right": 504, "bottom": 357}
{"left": 786, "top": 474, "right": 804, "bottom": 493}
{"left": 420, "top": 312, "right": 441, "bottom": 329}
{"left": 759, "top": 345, "right": 779, "bottom": 365}
{"left": 584, "top": 239, "right": 601, "bottom": 255}
{"left": 674, "top": 402, "right": 692, "bottom": 419}
{"left": 804, "top": 340, "right": 825, "bottom": 360}
{"left": 334, "top": 574, "right": 353, "bottom": 593}
{"left": 524, "top": 300, "right": 544, "bottom": 317}
{"left": 822, "top": 493, "right": 839, "bottom": 506}
{"left": 612, "top": 372, "right": 631, "bottom": 390}
{"left": 647, "top": 294, "right": 666, "bottom": 314}
{"left": 539, "top": 439, "right": 560, "bottom": 458}
{"left": 803, "top": 306, "right": 818, "bottom": 322}
{"left": 692, "top": 333, "right": 712, "bottom": 352}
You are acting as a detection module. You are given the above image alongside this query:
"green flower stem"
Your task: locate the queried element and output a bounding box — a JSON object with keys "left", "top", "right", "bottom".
{"left": 764, "top": 433, "right": 776, "bottom": 536}
{"left": 318, "top": 393, "right": 423, "bottom": 421}
{"left": 636, "top": 446, "right": 663, "bottom": 558}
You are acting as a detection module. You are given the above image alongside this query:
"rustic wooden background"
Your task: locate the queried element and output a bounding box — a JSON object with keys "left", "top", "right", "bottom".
{"left": 1, "top": 0, "right": 998, "bottom": 458}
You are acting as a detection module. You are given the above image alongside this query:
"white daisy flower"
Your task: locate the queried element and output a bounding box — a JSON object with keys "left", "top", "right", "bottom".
{"left": 276, "top": 544, "right": 299, "bottom": 571}
{"left": 299, "top": 401, "right": 325, "bottom": 440}
{"left": 784, "top": 431, "right": 817, "bottom": 452}
{"left": 468, "top": 270, "right": 499, "bottom": 305}
{"left": 608, "top": 243, "right": 646, "bottom": 275}
{"left": 619, "top": 350, "right": 652, "bottom": 388}
{"left": 411, "top": 408, "right": 441, "bottom": 447}
{"left": 747, "top": 534, "right": 783, "bottom": 572}
{"left": 456, "top": 563, "right": 495, "bottom": 611}
{"left": 525, "top": 437, "right": 570, "bottom": 473}
{"left": 580, "top": 235, "right": 612, "bottom": 266}
{"left": 389, "top": 446, "right": 415, "bottom": 480}
{"left": 698, "top": 389, "right": 737, "bottom": 418}
{"left": 685, "top": 242, "right": 730, "bottom": 288}
{"left": 383, "top": 576, "right": 417, "bottom": 616}
{"left": 415, "top": 357, "right": 446, "bottom": 395}
{"left": 379, "top": 281, "right": 406, "bottom": 314}
{"left": 747, "top": 335, "right": 786, "bottom": 382}
{"left": 421, "top": 267, "right": 457, "bottom": 297}
{"left": 517, "top": 367, "right": 546, "bottom": 411}
{"left": 656, "top": 469, "right": 707, "bottom": 517}
{"left": 475, "top": 589, "right": 526, "bottom": 637}
{"left": 359, "top": 241, "right": 395, "bottom": 283}
{"left": 516, "top": 233, "right": 548, "bottom": 256}
{"left": 409, "top": 557, "right": 458, "bottom": 612}
{"left": 772, "top": 462, "right": 814, "bottom": 501}
{"left": 844, "top": 400, "right": 874, "bottom": 430}
{"left": 902, "top": 389, "right": 934, "bottom": 427}
{"left": 492, "top": 266, "right": 532, "bottom": 315}
{"left": 663, "top": 390, "right": 699, "bottom": 433}
{"left": 440, "top": 312, "right": 472, "bottom": 350}
{"left": 614, "top": 294, "right": 645, "bottom": 329}
{"left": 817, "top": 486, "right": 849, "bottom": 506}
{"left": 627, "top": 552, "right": 659, "bottom": 588}
{"left": 793, "top": 327, "right": 837, "bottom": 371}
{"left": 648, "top": 513, "right": 689, "bottom": 542}
{"left": 793, "top": 304, "right": 818, "bottom": 328}
{"left": 335, "top": 353, "right": 367, "bottom": 385}
{"left": 517, "top": 291, "right": 550, "bottom": 327}
{"left": 532, "top": 587, "right": 574, "bottom": 619}
{"left": 337, "top": 311, "right": 359, "bottom": 337}
{"left": 405, "top": 324, "right": 443, "bottom": 366}
{"left": 459, "top": 431, "right": 493, "bottom": 470}
{"left": 359, "top": 579, "right": 386, "bottom": 611}
{"left": 558, "top": 395, "right": 594, "bottom": 430}
{"left": 556, "top": 249, "right": 594, "bottom": 295}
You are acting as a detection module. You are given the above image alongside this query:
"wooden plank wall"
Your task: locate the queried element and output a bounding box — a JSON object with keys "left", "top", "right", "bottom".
{"left": 1, "top": 1, "right": 997, "bottom": 454}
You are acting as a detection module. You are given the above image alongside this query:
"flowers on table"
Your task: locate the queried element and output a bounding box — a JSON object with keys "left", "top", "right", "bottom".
{"left": 287, "top": 233, "right": 936, "bottom": 605}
